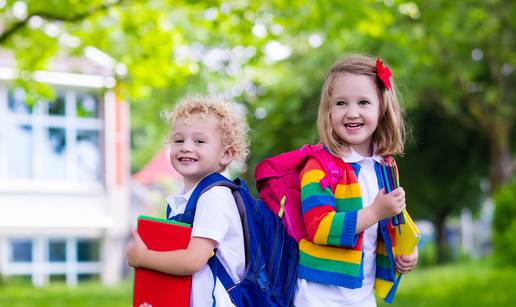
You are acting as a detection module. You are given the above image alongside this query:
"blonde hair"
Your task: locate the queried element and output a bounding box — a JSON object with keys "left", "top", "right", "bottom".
{"left": 162, "top": 95, "right": 250, "bottom": 163}
{"left": 317, "top": 54, "right": 406, "bottom": 156}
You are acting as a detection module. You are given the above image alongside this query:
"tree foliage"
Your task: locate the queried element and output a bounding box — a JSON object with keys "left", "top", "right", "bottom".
{"left": 1, "top": 0, "right": 514, "bottom": 262}
{"left": 492, "top": 180, "right": 516, "bottom": 265}
{"left": 396, "top": 0, "right": 516, "bottom": 190}
{"left": 399, "top": 103, "right": 488, "bottom": 262}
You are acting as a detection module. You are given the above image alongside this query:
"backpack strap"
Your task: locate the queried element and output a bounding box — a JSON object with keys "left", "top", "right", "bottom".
{"left": 170, "top": 173, "right": 237, "bottom": 225}
{"left": 310, "top": 149, "right": 342, "bottom": 191}
{"left": 207, "top": 255, "right": 236, "bottom": 291}
{"left": 170, "top": 173, "right": 242, "bottom": 306}
{"left": 300, "top": 143, "right": 324, "bottom": 155}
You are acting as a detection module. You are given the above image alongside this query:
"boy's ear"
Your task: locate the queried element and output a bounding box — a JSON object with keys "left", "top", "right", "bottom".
{"left": 220, "top": 146, "right": 234, "bottom": 167}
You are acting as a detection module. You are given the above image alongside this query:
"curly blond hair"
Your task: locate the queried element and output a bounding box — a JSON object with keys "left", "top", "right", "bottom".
{"left": 317, "top": 54, "right": 406, "bottom": 156}
{"left": 162, "top": 95, "right": 250, "bottom": 163}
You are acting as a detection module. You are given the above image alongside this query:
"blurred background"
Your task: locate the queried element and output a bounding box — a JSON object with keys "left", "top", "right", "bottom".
{"left": 0, "top": 0, "right": 514, "bottom": 306}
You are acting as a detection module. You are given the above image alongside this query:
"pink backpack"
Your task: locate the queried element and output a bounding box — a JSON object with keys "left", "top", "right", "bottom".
{"left": 255, "top": 144, "right": 343, "bottom": 242}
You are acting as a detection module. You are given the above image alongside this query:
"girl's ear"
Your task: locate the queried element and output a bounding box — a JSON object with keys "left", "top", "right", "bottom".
{"left": 220, "top": 146, "right": 234, "bottom": 167}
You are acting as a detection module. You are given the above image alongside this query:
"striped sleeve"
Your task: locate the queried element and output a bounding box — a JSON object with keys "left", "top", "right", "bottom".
{"left": 300, "top": 158, "right": 359, "bottom": 247}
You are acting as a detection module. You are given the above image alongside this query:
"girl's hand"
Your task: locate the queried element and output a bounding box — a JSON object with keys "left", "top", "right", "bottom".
{"left": 127, "top": 229, "right": 148, "bottom": 268}
{"left": 395, "top": 246, "right": 418, "bottom": 274}
{"left": 371, "top": 188, "right": 406, "bottom": 221}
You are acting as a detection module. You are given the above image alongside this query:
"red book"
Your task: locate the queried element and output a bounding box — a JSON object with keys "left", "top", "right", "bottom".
{"left": 133, "top": 215, "right": 192, "bottom": 307}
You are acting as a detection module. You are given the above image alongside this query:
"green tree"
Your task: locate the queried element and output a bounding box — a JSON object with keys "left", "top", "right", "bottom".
{"left": 492, "top": 180, "right": 516, "bottom": 265}
{"left": 0, "top": 0, "right": 396, "bottom": 169}
{"left": 399, "top": 104, "right": 488, "bottom": 262}
{"left": 391, "top": 0, "right": 515, "bottom": 261}
{"left": 399, "top": 0, "right": 516, "bottom": 190}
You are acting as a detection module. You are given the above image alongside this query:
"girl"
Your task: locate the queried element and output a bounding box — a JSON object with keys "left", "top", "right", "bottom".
{"left": 295, "top": 54, "right": 418, "bottom": 306}
{"left": 127, "top": 95, "right": 249, "bottom": 307}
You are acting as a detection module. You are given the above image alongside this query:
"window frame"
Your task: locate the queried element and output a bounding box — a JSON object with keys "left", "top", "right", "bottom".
{"left": 1, "top": 237, "right": 102, "bottom": 285}
{"left": 0, "top": 84, "right": 105, "bottom": 193}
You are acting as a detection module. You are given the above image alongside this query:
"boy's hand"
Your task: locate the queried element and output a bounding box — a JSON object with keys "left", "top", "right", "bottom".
{"left": 127, "top": 229, "right": 148, "bottom": 268}
{"left": 395, "top": 246, "right": 418, "bottom": 274}
{"left": 371, "top": 187, "right": 406, "bottom": 221}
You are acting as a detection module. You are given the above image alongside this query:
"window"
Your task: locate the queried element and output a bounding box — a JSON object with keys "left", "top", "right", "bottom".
{"left": 43, "top": 127, "right": 67, "bottom": 180}
{"left": 76, "top": 130, "right": 101, "bottom": 182}
{"left": 76, "top": 94, "right": 99, "bottom": 118}
{"left": 0, "top": 87, "right": 104, "bottom": 185}
{"left": 78, "top": 273, "right": 100, "bottom": 282}
{"left": 48, "top": 94, "right": 65, "bottom": 116}
{"left": 48, "top": 240, "right": 67, "bottom": 262}
{"left": 77, "top": 239, "right": 100, "bottom": 262}
{"left": 9, "top": 239, "right": 33, "bottom": 263}
{"left": 8, "top": 88, "right": 33, "bottom": 114}
{"left": 3, "top": 237, "right": 103, "bottom": 286}
{"left": 6, "top": 125, "right": 33, "bottom": 179}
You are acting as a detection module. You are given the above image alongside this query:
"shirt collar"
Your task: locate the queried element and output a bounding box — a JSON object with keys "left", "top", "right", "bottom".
{"left": 341, "top": 147, "right": 383, "bottom": 164}
{"left": 164, "top": 170, "right": 229, "bottom": 205}
{"left": 165, "top": 184, "right": 195, "bottom": 206}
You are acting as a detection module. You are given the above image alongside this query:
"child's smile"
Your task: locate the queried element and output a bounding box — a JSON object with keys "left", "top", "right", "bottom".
{"left": 343, "top": 123, "right": 364, "bottom": 130}
{"left": 178, "top": 157, "right": 198, "bottom": 163}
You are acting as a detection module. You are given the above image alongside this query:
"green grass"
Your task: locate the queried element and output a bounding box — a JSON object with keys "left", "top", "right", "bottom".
{"left": 379, "top": 260, "right": 516, "bottom": 306}
{"left": 1, "top": 261, "right": 514, "bottom": 306}
{"left": 0, "top": 279, "right": 132, "bottom": 307}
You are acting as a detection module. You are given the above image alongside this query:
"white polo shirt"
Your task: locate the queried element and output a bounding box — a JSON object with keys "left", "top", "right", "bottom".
{"left": 167, "top": 184, "right": 245, "bottom": 307}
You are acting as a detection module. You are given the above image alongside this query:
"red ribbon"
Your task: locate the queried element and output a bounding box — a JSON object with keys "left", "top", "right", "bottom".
{"left": 376, "top": 58, "right": 392, "bottom": 90}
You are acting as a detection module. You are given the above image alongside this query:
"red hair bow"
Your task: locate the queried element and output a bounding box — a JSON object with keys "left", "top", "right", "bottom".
{"left": 375, "top": 58, "right": 392, "bottom": 90}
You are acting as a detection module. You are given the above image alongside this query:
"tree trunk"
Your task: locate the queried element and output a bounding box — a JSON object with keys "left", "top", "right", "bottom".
{"left": 434, "top": 212, "right": 449, "bottom": 264}
{"left": 488, "top": 123, "right": 513, "bottom": 191}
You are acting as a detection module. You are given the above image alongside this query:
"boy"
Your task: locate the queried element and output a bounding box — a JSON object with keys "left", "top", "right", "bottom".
{"left": 127, "top": 95, "right": 249, "bottom": 307}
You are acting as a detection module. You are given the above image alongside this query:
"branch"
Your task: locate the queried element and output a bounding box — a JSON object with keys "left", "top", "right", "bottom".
{"left": 0, "top": 0, "right": 125, "bottom": 45}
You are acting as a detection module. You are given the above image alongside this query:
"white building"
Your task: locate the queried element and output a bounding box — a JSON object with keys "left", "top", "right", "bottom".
{"left": 0, "top": 49, "right": 130, "bottom": 287}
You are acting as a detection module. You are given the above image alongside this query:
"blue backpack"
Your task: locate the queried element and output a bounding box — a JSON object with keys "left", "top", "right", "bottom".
{"left": 166, "top": 173, "right": 299, "bottom": 307}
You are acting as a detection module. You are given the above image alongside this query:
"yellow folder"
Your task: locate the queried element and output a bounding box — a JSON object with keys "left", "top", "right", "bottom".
{"left": 394, "top": 209, "right": 421, "bottom": 256}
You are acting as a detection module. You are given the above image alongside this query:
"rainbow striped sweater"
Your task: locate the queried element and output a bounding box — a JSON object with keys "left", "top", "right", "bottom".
{"left": 298, "top": 156, "right": 401, "bottom": 303}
